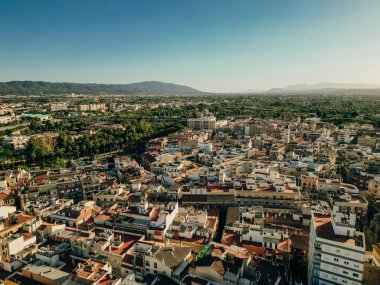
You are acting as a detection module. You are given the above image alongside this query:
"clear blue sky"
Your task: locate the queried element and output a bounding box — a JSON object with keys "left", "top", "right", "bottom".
{"left": 1, "top": 0, "right": 379, "bottom": 92}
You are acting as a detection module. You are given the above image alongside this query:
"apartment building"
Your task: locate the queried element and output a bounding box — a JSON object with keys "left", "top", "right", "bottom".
{"left": 95, "top": 185, "right": 127, "bottom": 207}
{"left": 368, "top": 177, "right": 380, "bottom": 199}
{"left": 0, "top": 233, "right": 36, "bottom": 259}
{"left": 50, "top": 102, "right": 68, "bottom": 112}
{"left": 357, "top": 136, "right": 378, "bottom": 150}
{"left": 308, "top": 212, "right": 365, "bottom": 285}
{"left": 66, "top": 258, "right": 121, "bottom": 285}
{"left": 49, "top": 202, "right": 93, "bottom": 228}
{"left": 165, "top": 206, "right": 219, "bottom": 244}
{"left": 122, "top": 241, "right": 192, "bottom": 283}
{"left": 77, "top": 103, "right": 107, "bottom": 112}
{"left": 235, "top": 171, "right": 302, "bottom": 209}
{"left": 2, "top": 135, "right": 30, "bottom": 151}
{"left": 187, "top": 114, "right": 216, "bottom": 130}
{"left": 327, "top": 192, "right": 368, "bottom": 231}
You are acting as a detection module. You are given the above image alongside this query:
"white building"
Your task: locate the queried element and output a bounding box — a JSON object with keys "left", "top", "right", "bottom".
{"left": 2, "top": 135, "right": 30, "bottom": 151}
{"left": 187, "top": 114, "right": 216, "bottom": 130}
{"left": 122, "top": 241, "right": 192, "bottom": 283}
{"left": 308, "top": 212, "right": 365, "bottom": 285}
{"left": 0, "top": 234, "right": 37, "bottom": 258}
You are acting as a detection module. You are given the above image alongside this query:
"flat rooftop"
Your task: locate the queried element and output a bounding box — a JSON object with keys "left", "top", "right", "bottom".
{"left": 331, "top": 195, "right": 368, "bottom": 205}
{"left": 23, "top": 264, "right": 69, "bottom": 283}
{"left": 313, "top": 213, "right": 364, "bottom": 247}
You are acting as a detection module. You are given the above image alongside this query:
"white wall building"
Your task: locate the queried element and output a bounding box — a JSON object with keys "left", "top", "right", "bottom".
{"left": 308, "top": 212, "right": 365, "bottom": 285}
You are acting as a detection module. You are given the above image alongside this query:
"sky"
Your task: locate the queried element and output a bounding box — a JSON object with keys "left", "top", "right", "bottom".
{"left": 0, "top": 0, "right": 380, "bottom": 92}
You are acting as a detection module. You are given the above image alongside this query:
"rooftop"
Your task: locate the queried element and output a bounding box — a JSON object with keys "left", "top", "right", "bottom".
{"left": 23, "top": 264, "right": 69, "bottom": 283}
{"left": 313, "top": 213, "right": 364, "bottom": 247}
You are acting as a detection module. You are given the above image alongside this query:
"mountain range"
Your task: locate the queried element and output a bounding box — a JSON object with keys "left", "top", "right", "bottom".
{"left": 266, "top": 82, "right": 380, "bottom": 93}
{"left": 0, "top": 81, "right": 201, "bottom": 95}
{"left": 239, "top": 82, "right": 380, "bottom": 94}
{"left": 0, "top": 80, "right": 379, "bottom": 95}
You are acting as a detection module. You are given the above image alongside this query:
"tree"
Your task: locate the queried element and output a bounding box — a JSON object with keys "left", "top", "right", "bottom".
{"left": 25, "top": 137, "right": 52, "bottom": 164}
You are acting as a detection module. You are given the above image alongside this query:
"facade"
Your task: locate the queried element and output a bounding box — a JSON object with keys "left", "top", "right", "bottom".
{"left": 187, "top": 115, "right": 216, "bottom": 130}
{"left": 327, "top": 192, "right": 368, "bottom": 231}
{"left": 2, "top": 135, "right": 30, "bottom": 151}
{"left": 363, "top": 245, "right": 380, "bottom": 285}
{"left": 78, "top": 103, "right": 107, "bottom": 112}
{"left": 122, "top": 241, "right": 192, "bottom": 283}
{"left": 308, "top": 212, "right": 365, "bottom": 285}
{"left": 368, "top": 177, "right": 380, "bottom": 199}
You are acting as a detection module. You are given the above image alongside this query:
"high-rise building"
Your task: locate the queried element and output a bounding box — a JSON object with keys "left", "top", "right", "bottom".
{"left": 308, "top": 212, "right": 365, "bottom": 285}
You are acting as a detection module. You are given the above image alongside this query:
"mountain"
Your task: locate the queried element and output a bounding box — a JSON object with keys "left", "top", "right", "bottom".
{"left": 267, "top": 82, "right": 380, "bottom": 93}
{"left": 0, "top": 81, "right": 202, "bottom": 95}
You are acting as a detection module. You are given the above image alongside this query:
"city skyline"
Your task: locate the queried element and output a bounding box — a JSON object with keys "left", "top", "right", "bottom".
{"left": 1, "top": 2, "right": 380, "bottom": 285}
{"left": 1, "top": 0, "right": 380, "bottom": 92}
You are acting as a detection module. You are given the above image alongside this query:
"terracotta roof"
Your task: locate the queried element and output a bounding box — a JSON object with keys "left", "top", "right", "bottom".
{"left": 243, "top": 244, "right": 266, "bottom": 255}
{"left": 95, "top": 214, "right": 112, "bottom": 221}
{"left": 313, "top": 213, "right": 363, "bottom": 247}
{"left": 21, "top": 233, "right": 35, "bottom": 241}
{"left": 0, "top": 193, "right": 11, "bottom": 199}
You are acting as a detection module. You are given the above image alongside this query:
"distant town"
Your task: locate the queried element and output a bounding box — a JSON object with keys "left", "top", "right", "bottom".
{"left": 0, "top": 92, "right": 378, "bottom": 285}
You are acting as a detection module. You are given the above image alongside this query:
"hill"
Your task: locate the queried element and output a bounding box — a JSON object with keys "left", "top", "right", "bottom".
{"left": 0, "top": 81, "right": 202, "bottom": 95}
{"left": 267, "top": 82, "right": 380, "bottom": 93}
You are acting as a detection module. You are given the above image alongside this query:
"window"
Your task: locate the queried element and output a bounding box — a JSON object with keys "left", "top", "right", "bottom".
{"left": 146, "top": 261, "right": 150, "bottom": 267}
{"left": 343, "top": 270, "right": 349, "bottom": 275}
{"left": 353, "top": 273, "right": 359, "bottom": 277}
{"left": 334, "top": 258, "right": 339, "bottom": 262}
{"left": 154, "top": 263, "right": 157, "bottom": 269}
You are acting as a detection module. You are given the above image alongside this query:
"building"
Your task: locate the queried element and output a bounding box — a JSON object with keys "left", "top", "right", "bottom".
{"left": 308, "top": 212, "right": 365, "bottom": 285}
{"left": 0, "top": 233, "right": 36, "bottom": 259}
{"left": 327, "top": 192, "right": 368, "bottom": 231}
{"left": 235, "top": 171, "right": 302, "bottom": 209}
{"left": 187, "top": 115, "right": 216, "bottom": 130}
{"left": 21, "top": 264, "right": 69, "bottom": 285}
{"left": 78, "top": 103, "right": 107, "bottom": 112}
{"left": 0, "top": 114, "right": 19, "bottom": 125}
{"left": 122, "top": 241, "right": 192, "bottom": 283}
{"left": 363, "top": 244, "right": 380, "bottom": 285}
{"left": 2, "top": 135, "right": 30, "bottom": 151}
{"left": 357, "top": 136, "right": 378, "bottom": 150}
{"left": 368, "top": 177, "right": 380, "bottom": 199}
{"left": 65, "top": 258, "right": 121, "bottom": 285}
{"left": 21, "top": 113, "right": 50, "bottom": 121}
{"left": 48, "top": 202, "right": 93, "bottom": 228}
{"left": 50, "top": 103, "right": 68, "bottom": 112}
